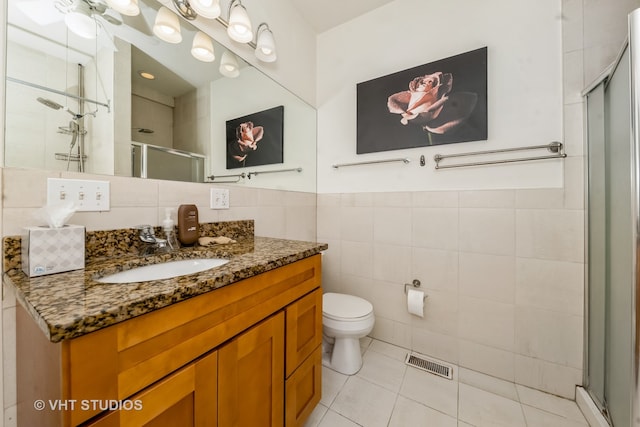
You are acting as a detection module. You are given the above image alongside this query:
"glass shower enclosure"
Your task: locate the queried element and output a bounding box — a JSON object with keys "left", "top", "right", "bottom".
{"left": 584, "top": 8, "right": 640, "bottom": 427}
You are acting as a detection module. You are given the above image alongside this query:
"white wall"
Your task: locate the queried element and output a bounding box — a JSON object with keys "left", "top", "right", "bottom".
{"left": 317, "top": 0, "right": 563, "bottom": 193}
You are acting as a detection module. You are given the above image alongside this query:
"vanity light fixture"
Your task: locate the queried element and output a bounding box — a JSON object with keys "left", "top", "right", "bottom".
{"left": 227, "top": 0, "right": 253, "bottom": 43}
{"left": 254, "top": 23, "right": 276, "bottom": 62}
{"left": 191, "top": 31, "right": 215, "bottom": 62}
{"left": 105, "top": 0, "right": 140, "bottom": 16}
{"left": 219, "top": 50, "right": 240, "bottom": 78}
{"left": 153, "top": 6, "right": 182, "bottom": 44}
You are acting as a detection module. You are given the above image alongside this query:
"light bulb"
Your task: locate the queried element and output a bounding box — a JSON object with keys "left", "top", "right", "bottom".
{"left": 105, "top": 0, "right": 139, "bottom": 16}
{"left": 153, "top": 6, "right": 182, "bottom": 44}
{"left": 227, "top": 1, "right": 252, "bottom": 43}
{"left": 255, "top": 24, "right": 276, "bottom": 62}
{"left": 191, "top": 31, "right": 215, "bottom": 62}
{"left": 65, "top": 11, "right": 97, "bottom": 39}
{"left": 190, "top": 0, "right": 220, "bottom": 19}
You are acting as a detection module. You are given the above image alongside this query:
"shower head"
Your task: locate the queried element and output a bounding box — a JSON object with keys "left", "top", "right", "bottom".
{"left": 37, "top": 97, "right": 64, "bottom": 110}
{"left": 36, "top": 97, "right": 96, "bottom": 120}
{"left": 133, "top": 128, "right": 154, "bottom": 134}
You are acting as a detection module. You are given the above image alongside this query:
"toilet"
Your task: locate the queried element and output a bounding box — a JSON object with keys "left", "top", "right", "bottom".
{"left": 322, "top": 292, "right": 375, "bottom": 375}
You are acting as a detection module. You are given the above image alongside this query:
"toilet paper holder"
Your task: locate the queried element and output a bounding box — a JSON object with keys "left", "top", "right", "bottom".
{"left": 404, "top": 279, "right": 426, "bottom": 300}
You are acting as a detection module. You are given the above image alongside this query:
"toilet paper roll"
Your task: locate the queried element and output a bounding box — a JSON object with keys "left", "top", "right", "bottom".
{"left": 407, "top": 288, "right": 425, "bottom": 318}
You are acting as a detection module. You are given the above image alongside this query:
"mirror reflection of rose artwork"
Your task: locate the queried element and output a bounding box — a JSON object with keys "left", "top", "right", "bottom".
{"left": 357, "top": 47, "right": 487, "bottom": 154}
{"left": 226, "top": 106, "right": 284, "bottom": 169}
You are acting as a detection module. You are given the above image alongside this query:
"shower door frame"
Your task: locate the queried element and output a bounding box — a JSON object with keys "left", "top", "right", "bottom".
{"left": 583, "top": 8, "right": 640, "bottom": 426}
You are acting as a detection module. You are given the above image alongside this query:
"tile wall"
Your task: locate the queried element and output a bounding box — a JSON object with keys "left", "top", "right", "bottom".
{"left": 317, "top": 189, "right": 584, "bottom": 399}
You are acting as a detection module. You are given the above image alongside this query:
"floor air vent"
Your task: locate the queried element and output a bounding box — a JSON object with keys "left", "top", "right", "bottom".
{"left": 405, "top": 353, "right": 453, "bottom": 380}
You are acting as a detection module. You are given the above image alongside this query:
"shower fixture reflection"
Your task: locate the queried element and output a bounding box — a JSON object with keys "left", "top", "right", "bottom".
{"left": 132, "top": 127, "right": 155, "bottom": 134}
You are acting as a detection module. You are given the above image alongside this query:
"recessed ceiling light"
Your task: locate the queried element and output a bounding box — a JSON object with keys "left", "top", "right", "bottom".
{"left": 138, "top": 71, "right": 155, "bottom": 80}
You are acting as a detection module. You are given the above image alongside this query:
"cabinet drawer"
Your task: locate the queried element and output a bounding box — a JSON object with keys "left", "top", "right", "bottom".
{"left": 285, "top": 288, "right": 322, "bottom": 378}
{"left": 285, "top": 346, "right": 322, "bottom": 427}
{"left": 85, "top": 350, "right": 217, "bottom": 427}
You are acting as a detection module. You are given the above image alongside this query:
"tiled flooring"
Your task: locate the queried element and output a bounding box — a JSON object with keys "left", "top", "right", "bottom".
{"left": 304, "top": 338, "right": 589, "bottom": 427}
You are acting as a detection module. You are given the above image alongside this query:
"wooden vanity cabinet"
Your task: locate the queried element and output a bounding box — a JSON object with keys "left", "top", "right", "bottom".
{"left": 17, "top": 255, "right": 323, "bottom": 427}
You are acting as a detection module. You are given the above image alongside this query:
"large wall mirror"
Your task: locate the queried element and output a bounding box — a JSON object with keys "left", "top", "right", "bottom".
{"left": 4, "top": 0, "right": 316, "bottom": 192}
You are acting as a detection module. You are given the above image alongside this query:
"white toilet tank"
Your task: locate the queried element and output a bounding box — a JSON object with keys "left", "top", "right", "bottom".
{"left": 323, "top": 293, "right": 373, "bottom": 320}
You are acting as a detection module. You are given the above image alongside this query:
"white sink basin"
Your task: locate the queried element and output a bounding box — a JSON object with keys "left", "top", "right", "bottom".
{"left": 96, "top": 258, "right": 229, "bottom": 284}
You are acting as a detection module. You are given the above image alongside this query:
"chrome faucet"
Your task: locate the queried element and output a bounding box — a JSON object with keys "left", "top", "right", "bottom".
{"left": 136, "top": 225, "right": 168, "bottom": 253}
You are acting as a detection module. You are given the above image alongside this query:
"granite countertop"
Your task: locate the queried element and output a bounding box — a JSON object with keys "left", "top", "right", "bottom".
{"left": 4, "top": 236, "right": 327, "bottom": 343}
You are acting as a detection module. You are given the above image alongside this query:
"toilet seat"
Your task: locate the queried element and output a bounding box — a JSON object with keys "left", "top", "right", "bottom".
{"left": 323, "top": 293, "right": 373, "bottom": 321}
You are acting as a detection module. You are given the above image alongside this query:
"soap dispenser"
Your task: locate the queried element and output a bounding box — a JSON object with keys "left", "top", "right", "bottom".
{"left": 162, "top": 208, "right": 180, "bottom": 251}
{"left": 177, "top": 204, "right": 199, "bottom": 245}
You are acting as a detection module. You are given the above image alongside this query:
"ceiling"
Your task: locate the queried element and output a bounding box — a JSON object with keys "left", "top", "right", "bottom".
{"left": 288, "top": 0, "right": 395, "bottom": 33}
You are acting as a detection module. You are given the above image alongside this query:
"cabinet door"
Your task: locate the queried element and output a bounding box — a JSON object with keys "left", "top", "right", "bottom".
{"left": 285, "top": 289, "right": 323, "bottom": 378}
{"left": 218, "top": 312, "right": 285, "bottom": 427}
{"left": 85, "top": 351, "right": 217, "bottom": 427}
{"left": 285, "top": 346, "right": 322, "bottom": 427}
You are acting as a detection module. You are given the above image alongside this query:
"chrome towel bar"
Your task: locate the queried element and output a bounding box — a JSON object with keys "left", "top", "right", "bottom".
{"left": 207, "top": 167, "right": 302, "bottom": 182}
{"left": 434, "top": 142, "right": 567, "bottom": 169}
{"left": 332, "top": 157, "right": 410, "bottom": 169}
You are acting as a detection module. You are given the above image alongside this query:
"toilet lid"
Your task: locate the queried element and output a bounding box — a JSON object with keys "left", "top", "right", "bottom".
{"left": 323, "top": 293, "right": 373, "bottom": 320}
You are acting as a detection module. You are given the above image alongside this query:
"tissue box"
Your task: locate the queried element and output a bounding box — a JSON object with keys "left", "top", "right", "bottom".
{"left": 22, "top": 225, "right": 85, "bottom": 277}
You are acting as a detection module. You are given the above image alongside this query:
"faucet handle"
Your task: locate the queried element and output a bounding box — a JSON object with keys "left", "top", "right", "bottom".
{"left": 135, "top": 225, "right": 156, "bottom": 243}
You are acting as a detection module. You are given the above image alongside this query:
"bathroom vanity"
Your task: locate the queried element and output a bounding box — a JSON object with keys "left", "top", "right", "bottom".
{"left": 3, "top": 222, "right": 326, "bottom": 427}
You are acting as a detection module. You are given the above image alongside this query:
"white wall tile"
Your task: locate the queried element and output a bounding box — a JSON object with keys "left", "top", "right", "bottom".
{"left": 516, "top": 258, "right": 584, "bottom": 315}
{"left": 412, "top": 208, "right": 459, "bottom": 250}
{"left": 459, "top": 190, "right": 515, "bottom": 208}
{"left": 458, "top": 296, "right": 515, "bottom": 352}
{"left": 374, "top": 207, "right": 412, "bottom": 246}
{"left": 373, "top": 243, "right": 411, "bottom": 283}
{"left": 516, "top": 209, "right": 584, "bottom": 262}
{"left": 285, "top": 205, "right": 316, "bottom": 241}
{"left": 371, "top": 280, "right": 411, "bottom": 324}
{"left": 412, "top": 191, "right": 459, "bottom": 208}
{"left": 515, "top": 189, "right": 565, "bottom": 209}
{"left": 411, "top": 328, "right": 459, "bottom": 364}
{"left": 563, "top": 156, "right": 585, "bottom": 210}
{"left": 563, "top": 103, "right": 585, "bottom": 157}
{"left": 459, "top": 208, "right": 515, "bottom": 256}
{"left": 2, "top": 168, "right": 57, "bottom": 208}
{"left": 411, "top": 247, "right": 458, "bottom": 293}
{"left": 515, "top": 354, "right": 582, "bottom": 399}
{"left": 341, "top": 241, "right": 374, "bottom": 279}
{"left": 459, "top": 252, "right": 516, "bottom": 304}
{"left": 371, "top": 317, "right": 411, "bottom": 349}
{"left": 410, "top": 289, "right": 458, "bottom": 336}
{"left": 515, "top": 306, "right": 583, "bottom": 369}
{"left": 340, "top": 206, "right": 373, "bottom": 243}
{"left": 373, "top": 192, "right": 412, "bottom": 207}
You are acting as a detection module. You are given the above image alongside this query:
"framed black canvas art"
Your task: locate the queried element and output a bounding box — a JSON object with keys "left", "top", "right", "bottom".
{"left": 226, "top": 105, "right": 284, "bottom": 169}
{"left": 357, "top": 47, "right": 488, "bottom": 154}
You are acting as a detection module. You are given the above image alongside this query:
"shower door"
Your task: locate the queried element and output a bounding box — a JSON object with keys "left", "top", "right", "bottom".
{"left": 585, "top": 9, "right": 640, "bottom": 426}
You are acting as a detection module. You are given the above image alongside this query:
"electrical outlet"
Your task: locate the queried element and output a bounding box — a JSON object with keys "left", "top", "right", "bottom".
{"left": 47, "top": 178, "right": 110, "bottom": 212}
{"left": 210, "top": 188, "right": 230, "bottom": 209}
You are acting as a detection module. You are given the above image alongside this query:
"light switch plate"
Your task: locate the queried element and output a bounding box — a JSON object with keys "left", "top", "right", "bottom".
{"left": 47, "top": 178, "right": 110, "bottom": 212}
{"left": 210, "top": 188, "right": 230, "bottom": 209}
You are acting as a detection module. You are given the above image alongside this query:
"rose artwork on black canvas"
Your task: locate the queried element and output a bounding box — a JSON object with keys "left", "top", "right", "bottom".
{"left": 387, "top": 72, "right": 478, "bottom": 143}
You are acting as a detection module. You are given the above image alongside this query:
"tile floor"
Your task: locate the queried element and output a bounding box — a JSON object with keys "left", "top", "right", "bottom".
{"left": 304, "top": 338, "right": 589, "bottom": 427}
